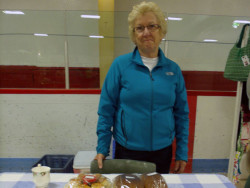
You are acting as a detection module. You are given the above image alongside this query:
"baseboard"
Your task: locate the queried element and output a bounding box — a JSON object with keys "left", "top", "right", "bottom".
{"left": 192, "top": 159, "right": 229, "bottom": 173}
{"left": 0, "top": 158, "right": 39, "bottom": 172}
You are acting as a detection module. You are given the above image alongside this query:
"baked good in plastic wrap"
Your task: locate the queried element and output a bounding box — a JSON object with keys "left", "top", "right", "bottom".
{"left": 64, "top": 173, "right": 112, "bottom": 188}
{"left": 141, "top": 172, "right": 168, "bottom": 188}
{"left": 113, "top": 174, "right": 144, "bottom": 188}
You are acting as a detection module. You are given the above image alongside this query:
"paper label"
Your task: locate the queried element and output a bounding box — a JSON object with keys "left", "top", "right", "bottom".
{"left": 241, "top": 55, "right": 250, "bottom": 66}
{"left": 147, "top": 172, "right": 158, "bottom": 176}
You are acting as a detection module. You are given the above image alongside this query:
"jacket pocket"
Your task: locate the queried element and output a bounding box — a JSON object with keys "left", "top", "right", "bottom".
{"left": 170, "top": 108, "right": 175, "bottom": 133}
{"left": 159, "top": 108, "right": 175, "bottom": 136}
{"left": 120, "top": 110, "right": 128, "bottom": 143}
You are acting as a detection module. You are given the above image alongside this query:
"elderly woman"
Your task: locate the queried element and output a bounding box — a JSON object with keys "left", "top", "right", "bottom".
{"left": 94, "top": 1, "right": 189, "bottom": 173}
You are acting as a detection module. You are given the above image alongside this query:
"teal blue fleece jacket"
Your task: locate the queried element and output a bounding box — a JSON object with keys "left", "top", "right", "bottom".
{"left": 96, "top": 47, "right": 189, "bottom": 161}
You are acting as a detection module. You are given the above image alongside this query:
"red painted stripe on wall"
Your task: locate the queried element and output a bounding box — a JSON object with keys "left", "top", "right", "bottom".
{"left": 0, "top": 89, "right": 102, "bottom": 94}
{"left": 182, "top": 71, "right": 237, "bottom": 91}
{"left": 0, "top": 89, "right": 236, "bottom": 96}
{"left": 0, "top": 66, "right": 100, "bottom": 88}
{"left": 0, "top": 66, "right": 237, "bottom": 92}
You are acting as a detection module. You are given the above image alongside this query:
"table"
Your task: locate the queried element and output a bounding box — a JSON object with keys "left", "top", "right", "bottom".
{"left": 0, "top": 172, "right": 236, "bottom": 188}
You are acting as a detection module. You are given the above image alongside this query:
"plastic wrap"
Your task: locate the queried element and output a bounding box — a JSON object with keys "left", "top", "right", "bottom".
{"left": 64, "top": 173, "right": 112, "bottom": 188}
{"left": 141, "top": 172, "right": 168, "bottom": 188}
{"left": 113, "top": 174, "right": 144, "bottom": 188}
{"left": 112, "top": 173, "right": 168, "bottom": 188}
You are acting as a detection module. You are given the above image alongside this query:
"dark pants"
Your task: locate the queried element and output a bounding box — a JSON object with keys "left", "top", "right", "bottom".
{"left": 114, "top": 142, "right": 172, "bottom": 173}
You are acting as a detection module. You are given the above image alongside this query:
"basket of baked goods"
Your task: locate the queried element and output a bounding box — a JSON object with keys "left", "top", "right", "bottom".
{"left": 64, "top": 173, "right": 112, "bottom": 188}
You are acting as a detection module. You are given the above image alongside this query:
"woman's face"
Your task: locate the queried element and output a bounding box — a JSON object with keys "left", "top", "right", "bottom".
{"left": 133, "top": 12, "right": 163, "bottom": 57}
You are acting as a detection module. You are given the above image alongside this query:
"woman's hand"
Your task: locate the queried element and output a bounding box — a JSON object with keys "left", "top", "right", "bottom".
{"left": 94, "top": 153, "right": 106, "bottom": 169}
{"left": 173, "top": 160, "right": 187, "bottom": 173}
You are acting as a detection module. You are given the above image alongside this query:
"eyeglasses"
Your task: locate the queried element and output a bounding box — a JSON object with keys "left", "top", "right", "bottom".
{"left": 133, "top": 24, "right": 161, "bottom": 33}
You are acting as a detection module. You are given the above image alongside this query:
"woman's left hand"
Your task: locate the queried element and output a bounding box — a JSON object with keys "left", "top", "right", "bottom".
{"left": 173, "top": 160, "right": 187, "bottom": 173}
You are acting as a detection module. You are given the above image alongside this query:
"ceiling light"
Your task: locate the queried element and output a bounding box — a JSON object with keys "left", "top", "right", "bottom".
{"left": 81, "top": 15, "right": 100, "bottom": 19}
{"left": 3, "top": 10, "right": 24, "bottom": 15}
{"left": 89, "top": 35, "right": 104, "bottom": 38}
{"left": 203, "top": 39, "right": 218, "bottom": 42}
{"left": 233, "top": 20, "right": 250, "bottom": 24}
{"left": 34, "top": 33, "right": 48, "bottom": 37}
{"left": 165, "top": 17, "right": 183, "bottom": 21}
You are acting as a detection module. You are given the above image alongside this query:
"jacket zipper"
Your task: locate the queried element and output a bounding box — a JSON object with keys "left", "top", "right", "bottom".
{"left": 149, "top": 71, "right": 154, "bottom": 151}
{"left": 121, "top": 110, "right": 128, "bottom": 146}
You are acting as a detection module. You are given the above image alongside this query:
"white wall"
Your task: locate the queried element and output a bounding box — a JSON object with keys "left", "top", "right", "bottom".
{"left": 193, "top": 96, "right": 236, "bottom": 159}
{"left": 0, "top": 94, "right": 100, "bottom": 157}
{"left": 3, "top": 0, "right": 249, "bottom": 16}
{"left": 0, "top": 94, "right": 236, "bottom": 159}
{"left": 0, "top": 0, "right": 98, "bottom": 10}
{"left": 115, "top": 0, "right": 250, "bottom": 17}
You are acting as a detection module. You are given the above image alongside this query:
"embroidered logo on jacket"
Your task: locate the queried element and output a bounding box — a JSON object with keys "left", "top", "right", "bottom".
{"left": 166, "top": 72, "right": 174, "bottom": 76}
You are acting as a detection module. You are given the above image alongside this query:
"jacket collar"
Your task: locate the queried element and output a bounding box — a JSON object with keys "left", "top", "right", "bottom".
{"left": 131, "top": 47, "right": 167, "bottom": 67}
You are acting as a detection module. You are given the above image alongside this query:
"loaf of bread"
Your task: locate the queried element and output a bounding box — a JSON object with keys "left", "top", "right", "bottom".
{"left": 113, "top": 174, "right": 144, "bottom": 188}
{"left": 141, "top": 172, "right": 168, "bottom": 188}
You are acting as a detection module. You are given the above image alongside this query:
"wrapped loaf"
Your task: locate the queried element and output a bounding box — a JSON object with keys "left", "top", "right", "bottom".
{"left": 113, "top": 174, "right": 144, "bottom": 188}
{"left": 141, "top": 172, "right": 168, "bottom": 188}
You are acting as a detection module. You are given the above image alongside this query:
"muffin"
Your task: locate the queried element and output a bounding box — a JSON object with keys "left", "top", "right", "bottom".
{"left": 65, "top": 173, "right": 112, "bottom": 188}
